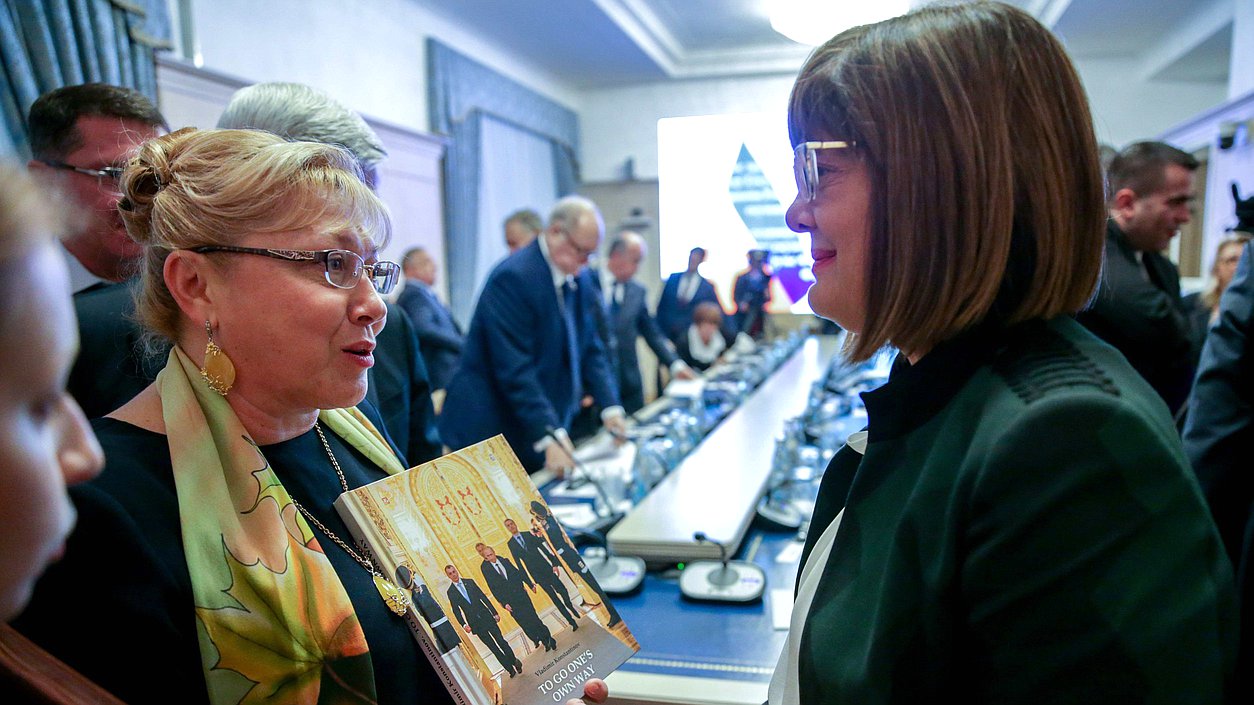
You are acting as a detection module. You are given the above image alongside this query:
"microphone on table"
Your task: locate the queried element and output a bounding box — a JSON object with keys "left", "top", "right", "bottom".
{"left": 678, "top": 531, "right": 767, "bottom": 603}
{"left": 563, "top": 526, "right": 646, "bottom": 595}
{"left": 545, "top": 426, "right": 619, "bottom": 520}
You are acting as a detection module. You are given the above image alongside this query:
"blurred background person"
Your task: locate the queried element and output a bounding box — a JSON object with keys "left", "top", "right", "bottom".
{"left": 732, "top": 248, "right": 773, "bottom": 340}
{"left": 1184, "top": 237, "right": 1254, "bottom": 698}
{"left": 0, "top": 163, "right": 107, "bottom": 698}
{"left": 26, "top": 83, "right": 167, "bottom": 292}
{"left": 771, "top": 3, "right": 1234, "bottom": 703}
{"left": 440, "top": 196, "right": 624, "bottom": 474}
{"left": 1186, "top": 233, "right": 1251, "bottom": 336}
{"left": 604, "top": 231, "right": 694, "bottom": 413}
{"left": 397, "top": 246, "right": 463, "bottom": 394}
{"left": 675, "top": 301, "right": 731, "bottom": 373}
{"left": 503, "top": 208, "right": 542, "bottom": 253}
{"left": 1077, "top": 141, "right": 1198, "bottom": 416}
{"left": 656, "top": 246, "right": 721, "bottom": 344}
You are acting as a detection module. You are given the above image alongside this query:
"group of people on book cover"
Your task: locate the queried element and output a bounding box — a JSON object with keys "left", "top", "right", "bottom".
{"left": 395, "top": 502, "right": 626, "bottom": 686}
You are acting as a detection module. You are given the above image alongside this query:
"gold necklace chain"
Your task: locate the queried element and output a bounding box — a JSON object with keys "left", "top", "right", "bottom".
{"left": 285, "top": 421, "right": 411, "bottom": 616}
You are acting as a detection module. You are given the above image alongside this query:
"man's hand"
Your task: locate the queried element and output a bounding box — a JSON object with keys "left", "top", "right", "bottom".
{"left": 504, "top": 604, "right": 513, "bottom": 613}
{"left": 565, "top": 679, "right": 609, "bottom": 705}
{"left": 580, "top": 394, "right": 595, "bottom": 408}
{"left": 544, "top": 439, "right": 575, "bottom": 477}
{"left": 673, "top": 363, "right": 697, "bottom": 381}
{"left": 603, "top": 414, "right": 628, "bottom": 443}
{"left": 493, "top": 614, "right": 501, "bottom": 623}
{"left": 462, "top": 624, "right": 471, "bottom": 634}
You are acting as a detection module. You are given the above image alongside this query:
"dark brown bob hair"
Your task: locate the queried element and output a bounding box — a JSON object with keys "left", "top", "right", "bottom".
{"left": 788, "top": 1, "right": 1105, "bottom": 361}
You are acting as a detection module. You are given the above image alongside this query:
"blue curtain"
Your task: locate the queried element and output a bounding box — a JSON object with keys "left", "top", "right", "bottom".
{"left": 0, "top": 0, "right": 172, "bottom": 158}
{"left": 427, "top": 39, "right": 581, "bottom": 325}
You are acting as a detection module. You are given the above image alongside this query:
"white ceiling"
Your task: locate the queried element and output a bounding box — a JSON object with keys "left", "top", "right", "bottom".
{"left": 414, "top": 0, "right": 1232, "bottom": 89}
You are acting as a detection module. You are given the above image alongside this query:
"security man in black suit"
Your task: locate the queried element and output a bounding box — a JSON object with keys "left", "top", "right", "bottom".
{"left": 396, "top": 564, "right": 461, "bottom": 654}
{"left": 1077, "top": 141, "right": 1198, "bottom": 415}
{"left": 444, "top": 564, "right": 522, "bottom": 677}
{"left": 504, "top": 518, "right": 580, "bottom": 629}
{"left": 477, "top": 543, "right": 557, "bottom": 652}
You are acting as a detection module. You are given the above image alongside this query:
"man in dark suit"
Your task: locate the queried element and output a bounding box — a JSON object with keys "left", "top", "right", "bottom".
{"left": 439, "top": 196, "right": 625, "bottom": 473}
{"left": 477, "top": 543, "right": 557, "bottom": 652}
{"left": 503, "top": 518, "right": 579, "bottom": 629}
{"left": 444, "top": 564, "right": 522, "bottom": 677}
{"left": 656, "top": 247, "right": 722, "bottom": 344}
{"left": 604, "top": 232, "right": 696, "bottom": 412}
{"left": 1077, "top": 141, "right": 1198, "bottom": 414}
{"left": 395, "top": 247, "right": 463, "bottom": 391}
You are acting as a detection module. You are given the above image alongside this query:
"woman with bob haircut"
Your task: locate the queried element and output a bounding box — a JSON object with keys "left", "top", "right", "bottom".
{"left": 769, "top": 3, "right": 1236, "bottom": 703}
{"left": 10, "top": 129, "right": 607, "bottom": 705}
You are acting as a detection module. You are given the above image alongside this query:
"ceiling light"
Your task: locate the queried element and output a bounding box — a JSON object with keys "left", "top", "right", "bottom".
{"left": 769, "top": 0, "right": 912, "bottom": 46}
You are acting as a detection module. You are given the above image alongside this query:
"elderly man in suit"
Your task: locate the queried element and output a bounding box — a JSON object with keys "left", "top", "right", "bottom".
{"left": 477, "top": 543, "right": 557, "bottom": 652}
{"left": 503, "top": 518, "right": 580, "bottom": 629}
{"left": 604, "top": 232, "right": 696, "bottom": 412}
{"left": 439, "top": 196, "right": 625, "bottom": 473}
{"left": 444, "top": 564, "right": 522, "bottom": 677}
{"left": 396, "top": 247, "right": 463, "bottom": 391}
{"left": 656, "top": 246, "right": 722, "bottom": 344}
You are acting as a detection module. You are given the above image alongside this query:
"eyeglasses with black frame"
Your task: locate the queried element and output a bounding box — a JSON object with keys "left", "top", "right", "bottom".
{"left": 793, "top": 140, "right": 858, "bottom": 202}
{"left": 189, "top": 245, "right": 401, "bottom": 295}
{"left": 39, "top": 159, "right": 126, "bottom": 185}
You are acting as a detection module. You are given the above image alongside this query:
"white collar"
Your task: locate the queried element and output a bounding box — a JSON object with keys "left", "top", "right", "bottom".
{"left": 687, "top": 325, "right": 726, "bottom": 363}
{"left": 537, "top": 235, "right": 573, "bottom": 290}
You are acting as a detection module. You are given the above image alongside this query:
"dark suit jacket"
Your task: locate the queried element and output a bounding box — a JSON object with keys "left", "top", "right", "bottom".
{"left": 395, "top": 279, "right": 463, "bottom": 391}
{"left": 609, "top": 279, "right": 678, "bottom": 412}
{"left": 438, "top": 240, "right": 619, "bottom": 470}
{"left": 506, "top": 531, "right": 560, "bottom": 587}
{"left": 68, "top": 281, "right": 158, "bottom": 420}
{"left": 66, "top": 281, "right": 440, "bottom": 466}
{"left": 655, "top": 271, "right": 720, "bottom": 342}
{"left": 1076, "top": 220, "right": 1193, "bottom": 413}
{"left": 1182, "top": 242, "right": 1253, "bottom": 693}
{"left": 479, "top": 557, "right": 535, "bottom": 609}
{"left": 445, "top": 578, "right": 498, "bottom": 632}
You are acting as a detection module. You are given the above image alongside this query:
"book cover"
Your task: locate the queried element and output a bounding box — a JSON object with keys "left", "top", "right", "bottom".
{"left": 335, "top": 435, "right": 639, "bottom": 705}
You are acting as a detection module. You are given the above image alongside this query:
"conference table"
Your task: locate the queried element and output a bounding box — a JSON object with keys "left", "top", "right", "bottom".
{"left": 540, "top": 335, "right": 850, "bottom": 705}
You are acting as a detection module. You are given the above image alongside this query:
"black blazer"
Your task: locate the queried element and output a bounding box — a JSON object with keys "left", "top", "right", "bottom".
{"left": 479, "top": 557, "right": 534, "bottom": 609}
{"left": 1076, "top": 221, "right": 1193, "bottom": 413}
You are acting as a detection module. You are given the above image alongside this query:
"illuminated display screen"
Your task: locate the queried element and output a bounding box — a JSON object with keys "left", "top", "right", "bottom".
{"left": 657, "top": 112, "right": 813, "bottom": 315}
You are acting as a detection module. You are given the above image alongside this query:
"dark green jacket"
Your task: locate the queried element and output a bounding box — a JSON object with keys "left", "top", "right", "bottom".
{"left": 797, "top": 317, "right": 1236, "bottom": 704}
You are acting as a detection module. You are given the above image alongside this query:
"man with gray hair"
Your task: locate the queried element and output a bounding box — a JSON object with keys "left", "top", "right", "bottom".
{"left": 440, "top": 196, "right": 624, "bottom": 474}
{"left": 217, "top": 82, "right": 441, "bottom": 465}
{"left": 503, "top": 208, "right": 542, "bottom": 253}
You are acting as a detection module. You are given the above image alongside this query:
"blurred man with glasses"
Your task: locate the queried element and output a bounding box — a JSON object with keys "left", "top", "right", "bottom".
{"left": 441, "top": 196, "right": 625, "bottom": 474}
{"left": 27, "top": 83, "right": 167, "bottom": 291}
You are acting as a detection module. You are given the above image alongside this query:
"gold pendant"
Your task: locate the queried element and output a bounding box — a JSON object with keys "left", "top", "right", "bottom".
{"left": 374, "top": 575, "right": 412, "bottom": 616}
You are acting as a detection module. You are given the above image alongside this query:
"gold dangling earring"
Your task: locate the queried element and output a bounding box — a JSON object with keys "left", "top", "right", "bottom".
{"left": 200, "top": 320, "right": 236, "bottom": 396}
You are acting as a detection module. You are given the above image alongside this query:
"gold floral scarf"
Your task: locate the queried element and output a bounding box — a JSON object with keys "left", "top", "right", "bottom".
{"left": 158, "top": 347, "right": 403, "bottom": 704}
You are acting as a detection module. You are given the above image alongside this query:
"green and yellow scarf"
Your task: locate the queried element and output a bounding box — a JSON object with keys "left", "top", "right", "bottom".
{"left": 159, "top": 347, "right": 404, "bottom": 704}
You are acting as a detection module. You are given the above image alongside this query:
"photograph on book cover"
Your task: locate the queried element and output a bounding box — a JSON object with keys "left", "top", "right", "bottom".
{"left": 338, "top": 436, "right": 638, "bottom": 705}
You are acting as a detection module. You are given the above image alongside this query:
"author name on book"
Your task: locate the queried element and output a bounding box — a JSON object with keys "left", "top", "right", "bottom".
{"left": 535, "top": 648, "right": 597, "bottom": 702}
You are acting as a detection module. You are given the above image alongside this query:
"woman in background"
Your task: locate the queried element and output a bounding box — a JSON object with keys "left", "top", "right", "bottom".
{"left": 0, "top": 164, "right": 108, "bottom": 700}
{"left": 675, "top": 301, "right": 731, "bottom": 372}
{"left": 1187, "top": 234, "right": 1251, "bottom": 344}
{"left": 771, "top": 3, "right": 1235, "bottom": 704}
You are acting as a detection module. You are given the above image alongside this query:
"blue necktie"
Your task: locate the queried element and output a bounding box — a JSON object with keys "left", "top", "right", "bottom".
{"left": 562, "top": 280, "right": 582, "bottom": 400}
